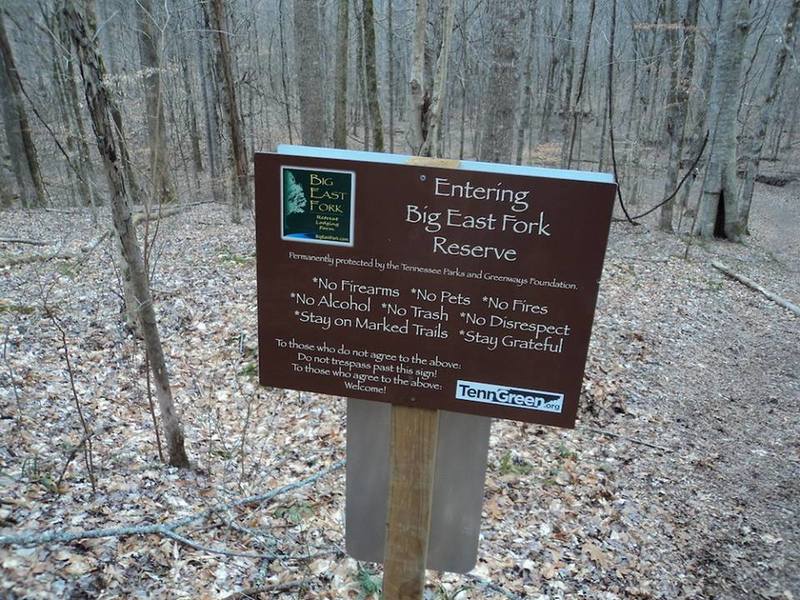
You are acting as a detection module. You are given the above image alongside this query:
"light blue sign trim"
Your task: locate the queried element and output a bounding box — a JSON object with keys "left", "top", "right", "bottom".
{"left": 271, "top": 144, "right": 616, "bottom": 185}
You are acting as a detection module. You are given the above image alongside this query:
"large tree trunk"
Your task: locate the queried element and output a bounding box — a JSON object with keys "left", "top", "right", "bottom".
{"left": 61, "top": 0, "right": 190, "bottom": 468}
{"left": 0, "top": 12, "right": 46, "bottom": 208}
{"left": 738, "top": 0, "right": 799, "bottom": 232}
{"left": 658, "top": 0, "right": 700, "bottom": 232}
{"left": 694, "top": 0, "right": 750, "bottom": 241}
{"left": 333, "top": 0, "right": 348, "bottom": 149}
{"left": 293, "top": 0, "right": 327, "bottom": 146}
{"left": 136, "top": 0, "right": 175, "bottom": 205}
{"left": 479, "top": 2, "right": 521, "bottom": 163}
{"left": 407, "top": 0, "right": 428, "bottom": 154}
{"left": 205, "top": 0, "right": 248, "bottom": 224}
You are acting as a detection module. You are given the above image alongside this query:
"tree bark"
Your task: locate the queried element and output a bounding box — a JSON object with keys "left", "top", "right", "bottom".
{"left": 61, "top": 0, "right": 190, "bottom": 468}
{"left": 659, "top": 0, "right": 700, "bottom": 232}
{"left": 558, "top": 0, "right": 575, "bottom": 168}
{"left": 479, "top": 2, "right": 521, "bottom": 163}
{"left": 136, "top": 0, "right": 175, "bottom": 205}
{"left": 421, "top": 0, "right": 455, "bottom": 158}
{"left": 0, "top": 12, "right": 46, "bottom": 208}
{"left": 407, "top": 0, "right": 428, "bottom": 154}
{"left": 565, "top": 0, "right": 595, "bottom": 169}
{"left": 333, "top": 0, "right": 349, "bottom": 149}
{"left": 738, "top": 0, "right": 799, "bottom": 232}
{"left": 293, "top": 0, "right": 327, "bottom": 146}
{"left": 205, "top": 0, "right": 248, "bottom": 224}
{"left": 362, "top": 0, "right": 384, "bottom": 151}
{"left": 694, "top": 0, "right": 751, "bottom": 241}
{"left": 515, "top": 6, "right": 536, "bottom": 165}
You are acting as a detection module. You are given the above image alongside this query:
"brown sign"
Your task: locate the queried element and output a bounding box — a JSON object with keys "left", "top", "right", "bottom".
{"left": 256, "top": 147, "right": 615, "bottom": 427}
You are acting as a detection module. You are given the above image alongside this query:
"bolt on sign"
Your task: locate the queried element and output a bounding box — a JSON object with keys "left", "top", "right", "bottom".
{"left": 256, "top": 146, "right": 615, "bottom": 428}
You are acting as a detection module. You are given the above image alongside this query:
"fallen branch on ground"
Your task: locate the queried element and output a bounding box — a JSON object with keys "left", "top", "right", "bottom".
{"left": 223, "top": 579, "right": 311, "bottom": 600}
{"left": 586, "top": 428, "right": 672, "bottom": 452}
{"left": 712, "top": 261, "right": 800, "bottom": 317}
{"left": 0, "top": 459, "right": 344, "bottom": 554}
{"left": 0, "top": 238, "right": 55, "bottom": 246}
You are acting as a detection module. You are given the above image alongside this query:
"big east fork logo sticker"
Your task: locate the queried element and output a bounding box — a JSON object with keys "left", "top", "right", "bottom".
{"left": 281, "top": 166, "right": 356, "bottom": 247}
{"left": 455, "top": 380, "right": 564, "bottom": 414}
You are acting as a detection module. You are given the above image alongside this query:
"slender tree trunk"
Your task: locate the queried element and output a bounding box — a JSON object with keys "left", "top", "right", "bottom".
{"left": 558, "top": 0, "right": 575, "bottom": 167}
{"left": 0, "top": 12, "right": 46, "bottom": 208}
{"left": 277, "top": 0, "right": 294, "bottom": 144}
{"left": 421, "top": 0, "right": 455, "bottom": 158}
{"left": 197, "top": 18, "right": 225, "bottom": 204}
{"left": 739, "top": 0, "right": 799, "bottom": 232}
{"left": 658, "top": 0, "right": 700, "bottom": 232}
{"left": 565, "top": 0, "right": 595, "bottom": 168}
{"left": 408, "top": 0, "right": 428, "bottom": 154}
{"left": 61, "top": 0, "right": 190, "bottom": 468}
{"left": 205, "top": 0, "right": 248, "bottom": 224}
{"left": 136, "top": 0, "right": 175, "bottom": 205}
{"left": 179, "top": 36, "right": 203, "bottom": 175}
{"left": 479, "top": 2, "right": 521, "bottom": 163}
{"left": 333, "top": 0, "right": 349, "bottom": 149}
{"left": 362, "top": 0, "right": 384, "bottom": 151}
{"left": 694, "top": 0, "right": 751, "bottom": 240}
{"left": 515, "top": 6, "right": 536, "bottom": 165}
{"left": 293, "top": 0, "right": 327, "bottom": 146}
{"left": 387, "top": 0, "right": 395, "bottom": 152}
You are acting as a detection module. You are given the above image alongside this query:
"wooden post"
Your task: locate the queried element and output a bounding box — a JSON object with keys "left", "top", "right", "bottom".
{"left": 383, "top": 405, "right": 439, "bottom": 599}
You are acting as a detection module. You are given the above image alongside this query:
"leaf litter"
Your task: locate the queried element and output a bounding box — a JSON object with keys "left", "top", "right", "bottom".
{"left": 0, "top": 181, "right": 798, "bottom": 598}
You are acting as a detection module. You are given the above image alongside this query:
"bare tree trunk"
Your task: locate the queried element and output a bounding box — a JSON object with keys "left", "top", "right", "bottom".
{"left": 694, "top": 0, "right": 750, "bottom": 241}
{"left": 565, "top": 0, "right": 595, "bottom": 169}
{"left": 479, "top": 2, "right": 521, "bottom": 163}
{"left": 407, "top": 0, "right": 428, "bottom": 154}
{"left": 333, "top": 0, "right": 349, "bottom": 149}
{"left": 659, "top": 0, "right": 700, "bottom": 232}
{"left": 205, "top": 0, "right": 248, "bottom": 224}
{"left": 739, "top": 0, "right": 799, "bottom": 232}
{"left": 362, "top": 0, "right": 384, "bottom": 151}
{"left": 293, "top": 0, "right": 327, "bottom": 146}
{"left": 387, "top": 0, "right": 395, "bottom": 153}
{"left": 136, "top": 0, "right": 175, "bottom": 205}
{"left": 515, "top": 6, "right": 536, "bottom": 165}
{"left": 558, "top": 0, "right": 575, "bottom": 168}
{"left": 277, "top": 0, "right": 294, "bottom": 144}
{"left": 178, "top": 34, "right": 203, "bottom": 176}
{"left": 0, "top": 12, "right": 46, "bottom": 208}
{"left": 61, "top": 0, "right": 190, "bottom": 468}
{"left": 197, "top": 17, "right": 225, "bottom": 204}
{"left": 421, "top": 0, "right": 455, "bottom": 158}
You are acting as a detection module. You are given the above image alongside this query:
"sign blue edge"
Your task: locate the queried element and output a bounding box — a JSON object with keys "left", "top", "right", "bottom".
{"left": 273, "top": 144, "right": 616, "bottom": 185}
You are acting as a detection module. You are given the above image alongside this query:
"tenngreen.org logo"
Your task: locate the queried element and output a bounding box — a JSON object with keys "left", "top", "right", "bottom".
{"left": 455, "top": 380, "right": 564, "bottom": 413}
{"left": 281, "top": 166, "right": 355, "bottom": 247}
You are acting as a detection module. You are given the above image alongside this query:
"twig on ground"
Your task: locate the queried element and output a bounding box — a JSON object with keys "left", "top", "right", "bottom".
{"left": 712, "top": 261, "right": 800, "bottom": 317}
{"left": 586, "top": 428, "right": 672, "bottom": 452}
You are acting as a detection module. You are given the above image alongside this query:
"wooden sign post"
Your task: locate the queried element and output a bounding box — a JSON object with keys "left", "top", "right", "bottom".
{"left": 383, "top": 405, "right": 439, "bottom": 598}
{"left": 255, "top": 145, "right": 617, "bottom": 599}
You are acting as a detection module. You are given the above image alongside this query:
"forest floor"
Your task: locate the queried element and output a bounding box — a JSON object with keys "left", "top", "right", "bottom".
{"left": 0, "top": 178, "right": 798, "bottom": 599}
